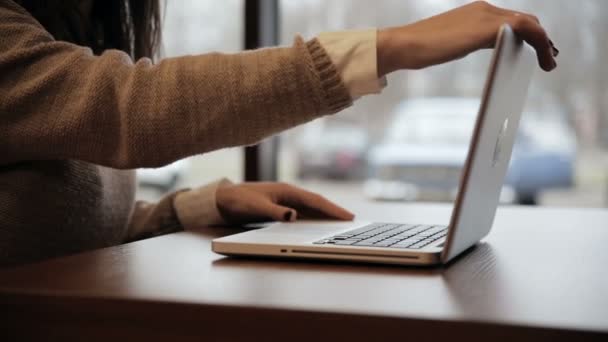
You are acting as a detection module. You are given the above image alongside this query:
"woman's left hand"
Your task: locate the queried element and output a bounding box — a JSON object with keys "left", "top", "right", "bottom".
{"left": 215, "top": 182, "right": 355, "bottom": 225}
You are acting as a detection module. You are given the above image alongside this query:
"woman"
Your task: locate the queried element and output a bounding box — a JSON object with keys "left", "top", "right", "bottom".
{"left": 0, "top": 0, "right": 557, "bottom": 267}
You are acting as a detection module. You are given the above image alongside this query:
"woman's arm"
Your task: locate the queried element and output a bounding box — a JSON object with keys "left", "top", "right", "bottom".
{"left": 376, "top": 1, "right": 557, "bottom": 75}
{"left": 1, "top": 1, "right": 556, "bottom": 170}
{"left": 124, "top": 179, "right": 355, "bottom": 241}
{"left": 0, "top": 0, "right": 352, "bottom": 169}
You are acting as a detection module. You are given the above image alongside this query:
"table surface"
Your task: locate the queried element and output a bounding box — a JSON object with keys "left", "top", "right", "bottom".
{"left": 1, "top": 201, "right": 608, "bottom": 341}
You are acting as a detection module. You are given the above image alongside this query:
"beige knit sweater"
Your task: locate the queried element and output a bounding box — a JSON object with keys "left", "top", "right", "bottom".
{"left": 0, "top": 0, "right": 352, "bottom": 266}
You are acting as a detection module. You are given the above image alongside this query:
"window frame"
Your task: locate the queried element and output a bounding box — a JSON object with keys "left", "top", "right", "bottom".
{"left": 243, "top": 0, "right": 281, "bottom": 181}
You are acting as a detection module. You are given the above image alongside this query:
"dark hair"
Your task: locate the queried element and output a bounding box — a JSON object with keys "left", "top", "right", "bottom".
{"left": 15, "top": 0, "right": 162, "bottom": 60}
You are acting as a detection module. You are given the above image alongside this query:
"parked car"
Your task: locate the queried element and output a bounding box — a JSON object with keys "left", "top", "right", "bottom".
{"left": 295, "top": 120, "right": 369, "bottom": 180}
{"left": 365, "top": 97, "right": 576, "bottom": 205}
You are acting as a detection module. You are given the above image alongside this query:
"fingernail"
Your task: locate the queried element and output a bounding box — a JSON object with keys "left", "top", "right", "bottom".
{"left": 284, "top": 210, "right": 293, "bottom": 221}
{"left": 549, "top": 39, "right": 559, "bottom": 57}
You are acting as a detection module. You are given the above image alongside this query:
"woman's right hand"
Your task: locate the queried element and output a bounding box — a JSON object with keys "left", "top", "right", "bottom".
{"left": 216, "top": 182, "right": 354, "bottom": 225}
{"left": 377, "top": 1, "right": 558, "bottom": 76}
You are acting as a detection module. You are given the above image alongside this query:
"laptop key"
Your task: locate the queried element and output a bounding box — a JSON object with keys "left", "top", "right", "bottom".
{"left": 321, "top": 223, "right": 449, "bottom": 249}
{"left": 391, "top": 244, "right": 416, "bottom": 249}
{"left": 354, "top": 240, "right": 377, "bottom": 247}
{"left": 406, "top": 237, "right": 425, "bottom": 242}
{"left": 396, "top": 239, "right": 420, "bottom": 244}
{"left": 371, "top": 241, "right": 393, "bottom": 247}
{"left": 334, "top": 240, "right": 357, "bottom": 245}
{"left": 409, "top": 242, "right": 427, "bottom": 249}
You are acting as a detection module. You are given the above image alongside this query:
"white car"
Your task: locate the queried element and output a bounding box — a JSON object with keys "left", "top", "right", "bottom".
{"left": 365, "top": 97, "right": 576, "bottom": 204}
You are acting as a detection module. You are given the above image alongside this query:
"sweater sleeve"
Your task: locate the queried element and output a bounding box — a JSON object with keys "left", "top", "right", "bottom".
{"left": 124, "top": 190, "right": 187, "bottom": 243}
{"left": 0, "top": 0, "right": 352, "bottom": 169}
{"left": 124, "top": 178, "right": 233, "bottom": 242}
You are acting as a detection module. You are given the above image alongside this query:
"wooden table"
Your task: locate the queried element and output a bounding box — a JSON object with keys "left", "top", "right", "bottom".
{"left": 1, "top": 202, "right": 607, "bottom": 341}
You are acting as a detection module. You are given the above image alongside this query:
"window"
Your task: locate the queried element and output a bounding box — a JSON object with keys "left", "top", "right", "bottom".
{"left": 137, "top": 0, "right": 244, "bottom": 200}
{"left": 280, "top": 0, "right": 608, "bottom": 207}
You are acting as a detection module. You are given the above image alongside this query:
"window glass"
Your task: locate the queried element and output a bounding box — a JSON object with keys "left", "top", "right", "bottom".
{"left": 137, "top": 0, "right": 244, "bottom": 201}
{"left": 280, "top": 0, "right": 608, "bottom": 207}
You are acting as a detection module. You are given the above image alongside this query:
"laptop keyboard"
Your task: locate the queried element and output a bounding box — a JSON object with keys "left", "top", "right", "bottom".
{"left": 314, "top": 223, "right": 448, "bottom": 249}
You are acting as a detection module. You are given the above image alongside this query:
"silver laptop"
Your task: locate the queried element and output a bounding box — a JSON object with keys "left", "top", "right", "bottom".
{"left": 212, "top": 25, "right": 536, "bottom": 266}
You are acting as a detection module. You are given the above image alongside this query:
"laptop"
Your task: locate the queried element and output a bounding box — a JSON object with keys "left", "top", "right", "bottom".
{"left": 212, "top": 24, "right": 537, "bottom": 266}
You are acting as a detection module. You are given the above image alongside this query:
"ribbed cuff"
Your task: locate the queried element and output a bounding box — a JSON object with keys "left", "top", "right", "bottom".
{"left": 305, "top": 38, "right": 353, "bottom": 114}
{"left": 317, "top": 28, "right": 388, "bottom": 100}
{"left": 174, "top": 178, "right": 233, "bottom": 229}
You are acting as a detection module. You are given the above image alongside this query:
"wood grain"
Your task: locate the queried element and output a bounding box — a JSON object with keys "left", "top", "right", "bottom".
{"left": 1, "top": 202, "right": 607, "bottom": 341}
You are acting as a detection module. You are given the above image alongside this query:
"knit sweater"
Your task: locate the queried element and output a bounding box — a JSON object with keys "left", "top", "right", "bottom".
{"left": 0, "top": 0, "right": 352, "bottom": 267}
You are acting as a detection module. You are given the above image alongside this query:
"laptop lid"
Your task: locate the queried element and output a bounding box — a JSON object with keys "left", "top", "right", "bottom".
{"left": 441, "top": 24, "right": 536, "bottom": 263}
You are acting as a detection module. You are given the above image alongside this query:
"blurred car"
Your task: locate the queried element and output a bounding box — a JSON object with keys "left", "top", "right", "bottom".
{"left": 365, "top": 97, "right": 576, "bottom": 205}
{"left": 295, "top": 120, "right": 369, "bottom": 180}
{"left": 137, "top": 159, "right": 189, "bottom": 193}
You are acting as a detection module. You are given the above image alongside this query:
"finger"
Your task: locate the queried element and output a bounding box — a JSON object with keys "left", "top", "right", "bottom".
{"left": 491, "top": 4, "right": 540, "bottom": 25}
{"left": 511, "top": 12, "right": 558, "bottom": 57}
{"left": 275, "top": 184, "right": 355, "bottom": 221}
{"left": 513, "top": 11, "right": 540, "bottom": 24}
{"left": 508, "top": 15, "right": 556, "bottom": 71}
{"left": 246, "top": 197, "right": 297, "bottom": 222}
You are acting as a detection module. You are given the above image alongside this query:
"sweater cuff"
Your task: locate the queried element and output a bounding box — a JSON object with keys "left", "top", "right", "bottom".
{"left": 174, "top": 178, "right": 233, "bottom": 229}
{"left": 317, "top": 28, "right": 388, "bottom": 100}
{"left": 305, "top": 38, "right": 353, "bottom": 114}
